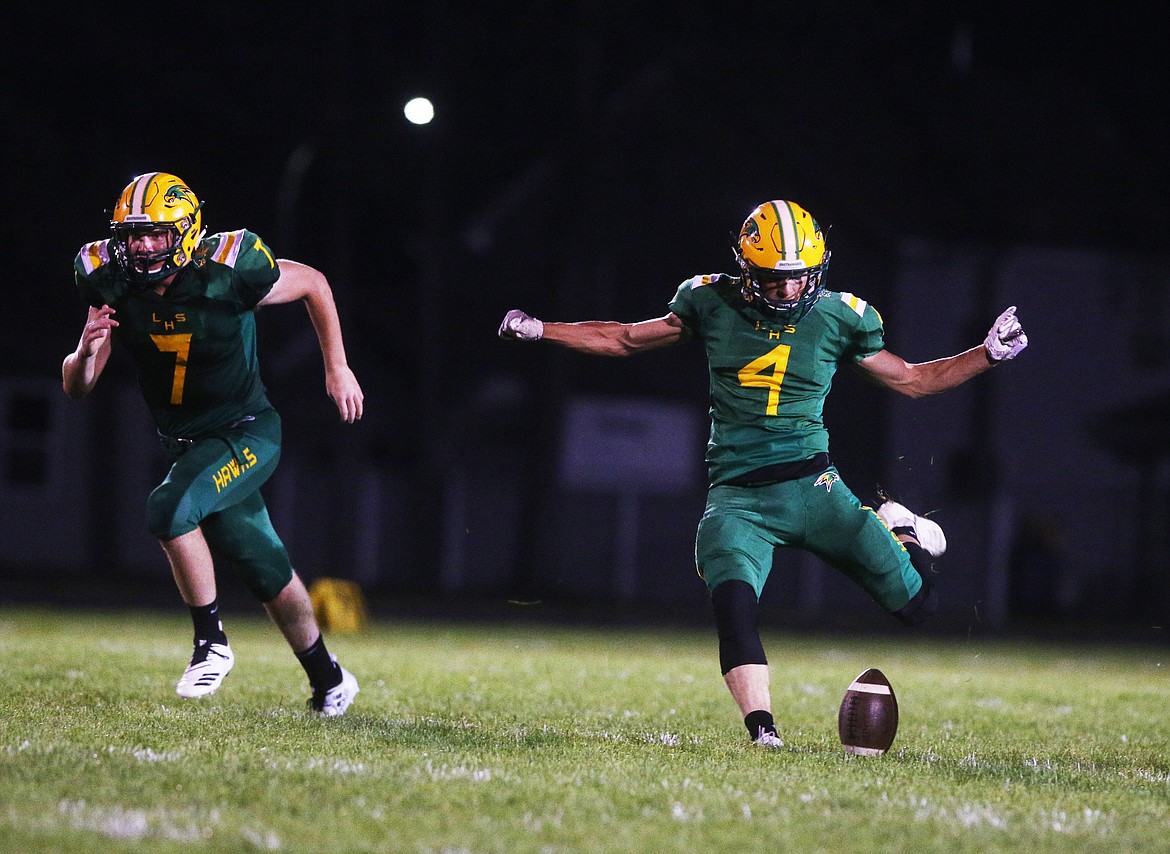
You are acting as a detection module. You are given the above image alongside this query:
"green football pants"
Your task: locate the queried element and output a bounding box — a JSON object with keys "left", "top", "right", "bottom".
{"left": 695, "top": 467, "right": 922, "bottom": 613}
{"left": 146, "top": 408, "right": 293, "bottom": 602}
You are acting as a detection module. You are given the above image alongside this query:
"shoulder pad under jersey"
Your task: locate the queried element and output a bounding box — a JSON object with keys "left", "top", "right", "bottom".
{"left": 836, "top": 292, "right": 869, "bottom": 318}
{"left": 197, "top": 230, "right": 278, "bottom": 272}
{"left": 74, "top": 239, "right": 131, "bottom": 307}
{"left": 684, "top": 272, "right": 737, "bottom": 290}
{"left": 75, "top": 239, "right": 115, "bottom": 277}
{"left": 830, "top": 291, "right": 884, "bottom": 327}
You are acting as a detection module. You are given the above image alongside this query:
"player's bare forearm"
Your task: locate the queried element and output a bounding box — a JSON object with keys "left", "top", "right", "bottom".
{"left": 904, "top": 346, "right": 996, "bottom": 396}
{"left": 858, "top": 305, "right": 1027, "bottom": 398}
{"left": 62, "top": 351, "right": 100, "bottom": 398}
{"left": 858, "top": 346, "right": 993, "bottom": 399}
{"left": 301, "top": 274, "right": 364, "bottom": 422}
{"left": 62, "top": 306, "right": 116, "bottom": 398}
{"left": 541, "top": 315, "right": 687, "bottom": 356}
{"left": 264, "top": 260, "right": 363, "bottom": 421}
{"left": 541, "top": 321, "right": 640, "bottom": 356}
{"left": 301, "top": 281, "right": 349, "bottom": 372}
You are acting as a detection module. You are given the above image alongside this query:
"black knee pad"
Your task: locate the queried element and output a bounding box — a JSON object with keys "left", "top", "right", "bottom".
{"left": 711, "top": 580, "right": 767, "bottom": 674}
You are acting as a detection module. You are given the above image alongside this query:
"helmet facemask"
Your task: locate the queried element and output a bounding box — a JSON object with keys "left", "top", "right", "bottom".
{"left": 736, "top": 251, "right": 830, "bottom": 323}
{"left": 111, "top": 218, "right": 200, "bottom": 285}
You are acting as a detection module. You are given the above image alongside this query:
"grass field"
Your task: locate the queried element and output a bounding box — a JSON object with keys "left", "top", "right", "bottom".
{"left": 1, "top": 607, "right": 1166, "bottom": 853}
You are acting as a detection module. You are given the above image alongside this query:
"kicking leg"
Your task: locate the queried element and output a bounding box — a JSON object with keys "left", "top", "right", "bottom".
{"left": 877, "top": 500, "right": 946, "bottom": 625}
{"left": 877, "top": 500, "right": 946, "bottom": 557}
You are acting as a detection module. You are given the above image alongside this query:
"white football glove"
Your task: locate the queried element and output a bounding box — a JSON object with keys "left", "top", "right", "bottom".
{"left": 498, "top": 309, "right": 544, "bottom": 342}
{"left": 984, "top": 305, "right": 1028, "bottom": 361}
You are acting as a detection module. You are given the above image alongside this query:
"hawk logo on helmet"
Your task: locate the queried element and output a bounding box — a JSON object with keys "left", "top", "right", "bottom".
{"left": 814, "top": 471, "right": 840, "bottom": 492}
{"left": 741, "top": 217, "right": 762, "bottom": 246}
{"left": 164, "top": 184, "right": 196, "bottom": 206}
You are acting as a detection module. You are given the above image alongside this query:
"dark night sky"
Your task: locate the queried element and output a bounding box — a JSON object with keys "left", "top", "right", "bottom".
{"left": 3, "top": 1, "right": 1167, "bottom": 429}
{"left": 2, "top": 2, "right": 1169, "bottom": 615}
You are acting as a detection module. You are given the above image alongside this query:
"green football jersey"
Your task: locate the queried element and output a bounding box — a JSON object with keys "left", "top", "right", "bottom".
{"left": 668, "top": 273, "right": 886, "bottom": 485}
{"left": 74, "top": 229, "right": 281, "bottom": 438}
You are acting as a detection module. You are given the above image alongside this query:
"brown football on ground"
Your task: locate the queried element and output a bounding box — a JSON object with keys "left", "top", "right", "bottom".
{"left": 838, "top": 667, "right": 898, "bottom": 756}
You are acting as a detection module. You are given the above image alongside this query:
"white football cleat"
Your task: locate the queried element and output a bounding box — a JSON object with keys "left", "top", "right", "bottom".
{"left": 176, "top": 641, "right": 234, "bottom": 698}
{"left": 877, "top": 501, "right": 947, "bottom": 557}
{"left": 752, "top": 729, "right": 785, "bottom": 748}
{"left": 309, "top": 661, "right": 360, "bottom": 717}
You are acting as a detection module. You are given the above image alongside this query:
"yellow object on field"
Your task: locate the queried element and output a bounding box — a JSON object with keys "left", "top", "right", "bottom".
{"left": 308, "top": 577, "right": 369, "bottom": 634}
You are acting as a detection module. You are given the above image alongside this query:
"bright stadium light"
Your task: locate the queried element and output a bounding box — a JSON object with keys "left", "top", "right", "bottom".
{"left": 403, "top": 97, "right": 435, "bottom": 125}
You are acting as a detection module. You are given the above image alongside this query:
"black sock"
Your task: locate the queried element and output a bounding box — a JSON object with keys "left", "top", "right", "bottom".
{"left": 744, "top": 709, "right": 776, "bottom": 741}
{"left": 189, "top": 601, "right": 228, "bottom": 645}
{"left": 296, "top": 634, "right": 342, "bottom": 692}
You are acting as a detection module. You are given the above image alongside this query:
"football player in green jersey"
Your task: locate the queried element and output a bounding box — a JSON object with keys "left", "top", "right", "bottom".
{"left": 499, "top": 199, "right": 1028, "bottom": 747}
{"left": 63, "top": 172, "right": 365, "bottom": 715}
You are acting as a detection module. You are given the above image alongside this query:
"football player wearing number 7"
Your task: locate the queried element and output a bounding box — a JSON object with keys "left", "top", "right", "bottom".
{"left": 499, "top": 199, "right": 1028, "bottom": 747}
{"left": 63, "top": 172, "right": 364, "bottom": 716}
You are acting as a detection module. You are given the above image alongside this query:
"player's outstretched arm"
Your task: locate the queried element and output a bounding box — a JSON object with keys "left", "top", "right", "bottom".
{"left": 498, "top": 309, "right": 688, "bottom": 356}
{"left": 261, "top": 260, "right": 364, "bottom": 423}
{"left": 62, "top": 304, "right": 118, "bottom": 398}
{"left": 855, "top": 305, "right": 1028, "bottom": 398}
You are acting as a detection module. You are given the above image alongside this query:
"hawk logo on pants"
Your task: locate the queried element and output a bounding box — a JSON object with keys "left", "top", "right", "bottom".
{"left": 814, "top": 471, "right": 840, "bottom": 492}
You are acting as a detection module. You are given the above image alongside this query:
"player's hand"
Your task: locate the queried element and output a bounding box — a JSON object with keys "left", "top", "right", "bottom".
{"left": 498, "top": 309, "right": 544, "bottom": 341}
{"left": 80, "top": 305, "right": 118, "bottom": 357}
{"left": 984, "top": 305, "right": 1028, "bottom": 361}
{"left": 326, "top": 365, "right": 364, "bottom": 423}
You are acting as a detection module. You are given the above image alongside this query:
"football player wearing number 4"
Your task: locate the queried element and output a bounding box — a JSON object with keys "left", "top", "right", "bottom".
{"left": 499, "top": 200, "right": 1028, "bottom": 748}
{"left": 63, "top": 172, "right": 363, "bottom": 716}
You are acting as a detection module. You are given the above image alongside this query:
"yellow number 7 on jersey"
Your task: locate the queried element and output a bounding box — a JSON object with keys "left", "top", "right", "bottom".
{"left": 150, "top": 333, "right": 193, "bottom": 405}
{"left": 738, "top": 343, "right": 791, "bottom": 416}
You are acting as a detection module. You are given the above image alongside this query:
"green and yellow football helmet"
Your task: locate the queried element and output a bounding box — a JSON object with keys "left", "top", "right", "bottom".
{"left": 110, "top": 172, "right": 205, "bottom": 285}
{"left": 734, "top": 200, "right": 830, "bottom": 322}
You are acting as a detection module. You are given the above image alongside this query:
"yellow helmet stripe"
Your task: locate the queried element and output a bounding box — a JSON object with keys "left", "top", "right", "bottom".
{"left": 772, "top": 201, "right": 800, "bottom": 260}
{"left": 771, "top": 200, "right": 800, "bottom": 264}
{"left": 127, "top": 172, "right": 162, "bottom": 218}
